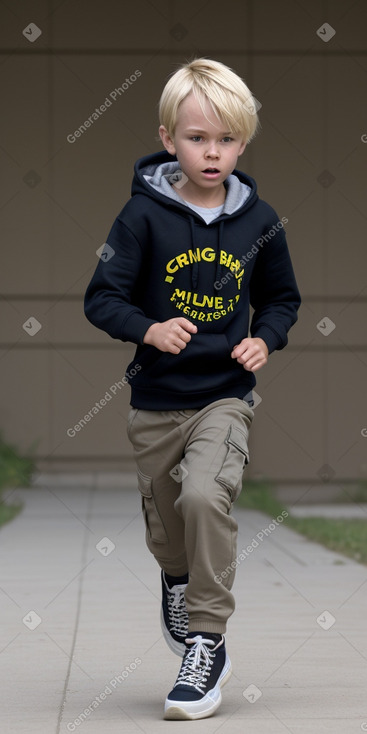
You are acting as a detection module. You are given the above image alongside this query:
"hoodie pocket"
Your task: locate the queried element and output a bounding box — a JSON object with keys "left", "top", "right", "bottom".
{"left": 144, "top": 333, "right": 231, "bottom": 378}
{"left": 215, "top": 424, "right": 249, "bottom": 502}
{"left": 188, "top": 333, "right": 231, "bottom": 369}
{"left": 137, "top": 469, "right": 168, "bottom": 544}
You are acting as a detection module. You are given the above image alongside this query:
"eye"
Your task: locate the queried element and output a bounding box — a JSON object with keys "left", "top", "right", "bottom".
{"left": 222, "top": 136, "right": 233, "bottom": 143}
{"left": 190, "top": 136, "right": 202, "bottom": 142}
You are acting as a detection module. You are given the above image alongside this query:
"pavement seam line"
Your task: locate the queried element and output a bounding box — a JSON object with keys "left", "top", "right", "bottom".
{"left": 56, "top": 485, "right": 95, "bottom": 733}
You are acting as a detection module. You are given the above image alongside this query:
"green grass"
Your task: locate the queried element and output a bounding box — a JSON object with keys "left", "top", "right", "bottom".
{"left": 0, "top": 436, "right": 35, "bottom": 528}
{"left": 238, "top": 480, "right": 367, "bottom": 565}
{"left": 334, "top": 482, "right": 367, "bottom": 504}
{"left": 0, "top": 500, "right": 21, "bottom": 527}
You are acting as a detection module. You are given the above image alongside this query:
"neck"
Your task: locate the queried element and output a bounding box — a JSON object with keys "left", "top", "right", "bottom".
{"left": 174, "top": 182, "right": 226, "bottom": 208}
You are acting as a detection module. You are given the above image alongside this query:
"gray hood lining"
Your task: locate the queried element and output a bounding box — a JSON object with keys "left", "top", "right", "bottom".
{"left": 143, "top": 161, "right": 252, "bottom": 220}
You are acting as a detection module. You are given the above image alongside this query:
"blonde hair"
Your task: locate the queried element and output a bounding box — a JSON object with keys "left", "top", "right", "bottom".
{"left": 159, "top": 58, "right": 260, "bottom": 143}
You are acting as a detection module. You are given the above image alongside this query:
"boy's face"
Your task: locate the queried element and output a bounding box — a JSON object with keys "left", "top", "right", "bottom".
{"left": 159, "top": 92, "right": 247, "bottom": 203}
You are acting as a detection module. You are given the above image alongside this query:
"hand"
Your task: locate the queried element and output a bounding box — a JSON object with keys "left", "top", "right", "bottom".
{"left": 143, "top": 317, "right": 198, "bottom": 354}
{"left": 231, "top": 337, "right": 268, "bottom": 372}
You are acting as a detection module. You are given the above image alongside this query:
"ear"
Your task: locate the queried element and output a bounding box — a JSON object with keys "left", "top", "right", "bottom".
{"left": 159, "top": 125, "right": 176, "bottom": 155}
{"left": 238, "top": 139, "right": 247, "bottom": 156}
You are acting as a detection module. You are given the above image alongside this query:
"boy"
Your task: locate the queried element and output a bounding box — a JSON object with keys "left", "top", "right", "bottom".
{"left": 84, "top": 58, "right": 301, "bottom": 720}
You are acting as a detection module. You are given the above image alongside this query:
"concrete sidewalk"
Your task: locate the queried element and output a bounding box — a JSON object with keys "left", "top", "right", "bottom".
{"left": 289, "top": 503, "right": 367, "bottom": 519}
{"left": 1, "top": 482, "right": 367, "bottom": 734}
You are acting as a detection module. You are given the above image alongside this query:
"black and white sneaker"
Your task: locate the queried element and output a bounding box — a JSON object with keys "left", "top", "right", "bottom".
{"left": 164, "top": 633, "right": 232, "bottom": 720}
{"left": 160, "top": 570, "right": 189, "bottom": 657}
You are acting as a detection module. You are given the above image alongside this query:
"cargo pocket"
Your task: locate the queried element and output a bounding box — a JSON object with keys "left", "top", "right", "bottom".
{"left": 137, "top": 469, "right": 168, "bottom": 544}
{"left": 215, "top": 424, "right": 249, "bottom": 502}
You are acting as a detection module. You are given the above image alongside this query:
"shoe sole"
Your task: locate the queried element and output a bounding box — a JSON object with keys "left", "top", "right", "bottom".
{"left": 160, "top": 607, "right": 186, "bottom": 657}
{"left": 163, "top": 654, "right": 232, "bottom": 720}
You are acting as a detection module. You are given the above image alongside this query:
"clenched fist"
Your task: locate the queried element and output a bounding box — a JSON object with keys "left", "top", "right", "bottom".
{"left": 143, "top": 318, "right": 198, "bottom": 354}
{"left": 231, "top": 337, "right": 268, "bottom": 372}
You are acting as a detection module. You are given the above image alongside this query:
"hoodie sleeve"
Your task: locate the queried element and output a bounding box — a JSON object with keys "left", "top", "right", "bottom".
{"left": 249, "top": 226, "right": 301, "bottom": 354}
{"left": 84, "top": 215, "right": 157, "bottom": 345}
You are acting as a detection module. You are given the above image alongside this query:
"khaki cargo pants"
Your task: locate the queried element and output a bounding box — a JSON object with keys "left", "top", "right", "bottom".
{"left": 126, "top": 397, "right": 254, "bottom": 634}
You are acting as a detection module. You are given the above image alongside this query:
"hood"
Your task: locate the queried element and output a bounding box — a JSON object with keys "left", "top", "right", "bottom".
{"left": 131, "top": 151, "right": 258, "bottom": 291}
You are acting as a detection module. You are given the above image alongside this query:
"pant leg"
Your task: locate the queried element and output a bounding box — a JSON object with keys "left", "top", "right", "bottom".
{"left": 127, "top": 398, "right": 254, "bottom": 634}
{"left": 174, "top": 398, "right": 253, "bottom": 633}
{"left": 126, "top": 407, "right": 196, "bottom": 576}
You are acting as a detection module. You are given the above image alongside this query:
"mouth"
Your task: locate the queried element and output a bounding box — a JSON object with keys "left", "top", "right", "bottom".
{"left": 201, "top": 168, "right": 221, "bottom": 178}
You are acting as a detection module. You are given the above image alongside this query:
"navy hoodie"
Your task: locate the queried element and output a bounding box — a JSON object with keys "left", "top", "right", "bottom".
{"left": 84, "top": 150, "right": 301, "bottom": 409}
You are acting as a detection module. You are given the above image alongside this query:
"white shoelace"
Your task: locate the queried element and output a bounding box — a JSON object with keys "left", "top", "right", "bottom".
{"left": 167, "top": 583, "right": 188, "bottom": 636}
{"left": 174, "top": 635, "right": 217, "bottom": 693}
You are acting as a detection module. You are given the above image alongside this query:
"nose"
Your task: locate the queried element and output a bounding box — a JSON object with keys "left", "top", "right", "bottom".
{"left": 204, "top": 140, "right": 220, "bottom": 158}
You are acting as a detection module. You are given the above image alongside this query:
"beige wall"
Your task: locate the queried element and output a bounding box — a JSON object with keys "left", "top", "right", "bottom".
{"left": 1, "top": 0, "right": 367, "bottom": 483}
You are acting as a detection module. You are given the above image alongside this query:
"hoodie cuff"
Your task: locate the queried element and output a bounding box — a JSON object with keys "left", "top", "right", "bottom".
{"left": 122, "top": 312, "right": 158, "bottom": 345}
{"left": 252, "top": 325, "right": 283, "bottom": 355}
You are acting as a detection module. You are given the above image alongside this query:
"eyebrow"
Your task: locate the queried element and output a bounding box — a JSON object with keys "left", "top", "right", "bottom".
{"left": 185, "top": 128, "right": 233, "bottom": 135}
